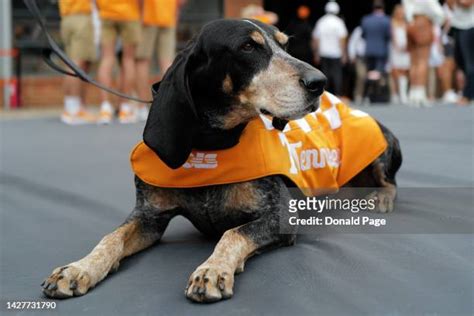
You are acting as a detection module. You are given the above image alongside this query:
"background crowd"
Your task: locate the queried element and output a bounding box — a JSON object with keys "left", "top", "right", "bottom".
{"left": 57, "top": 0, "right": 473, "bottom": 126}
{"left": 59, "top": 0, "right": 185, "bottom": 125}
{"left": 286, "top": 0, "right": 473, "bottom": 107}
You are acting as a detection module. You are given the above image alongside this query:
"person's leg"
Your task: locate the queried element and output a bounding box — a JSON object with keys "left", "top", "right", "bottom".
{"left": 407, "top": 15, "right": 435, "bottom": 106}
{"left": 97, "top": 49, "right": 115, "bottom": 101}
{"left": 408, "top": 46, "right": 422, "bottom": 105}
{"left": 97, "top": 20, "right": 117, "bottom": 111}
{"left": 118, "top": 21, "right": 141, "bottom": 123}
{"left": 156, "top": 27, "right": 176, "bottom": 76}
{"left": 391, "top": 68, "right": 400, "bottom": 100}
{"left": 417, "top": 46, "right": 431, "bottom": 86}
{"left": 65, "top": 59, "right": 87, "bottom": 102}
{"left": 319, "top": 58, "right": 333, "bottom": 93}
{"left": 135, "top": 58, "right": 152, "bottom": 121}
{"left": 453, "top": 28, "right": 466, "bottom": 99}
{"left": 366, "top": 56, "right": 376, "bottom": 72}
{"left": 363, "top": 57, "right": 376, "bottom": 101}
{"left": 117, "top": 43, "right": 138, "bottom": 122}
{"left": 319, "top": 57, "right": 330, "bottom": 90}
{"left": 438, "top": 57, "right": 457, "bottom": 103}
{"left": 376, "top": 56, "right": 387, "bottom": 74}
{"left": 409, "top": 44, "right": 431, "bottom": 105}
{"left": 61, "top": 14, "right": 97, "bottom": 124}
{"left": 97, "top": 40, "right": 116, "bottom": 123}
{"left": 136, "top": 59, "right": 151, "bottom": 98}
{"left": 79, "top": 62, "right": 90, "bottom": 105}
{"left": 409, "top": 47, "right": 422, "bottom": 85}
{"left": 135, "top": 26, "right": 157, "bottom": 102}
{"left": 353, "top": 58, "right": 366, "bottom": 103}
{"left": 458, "top": 28, "right": 474, "bottom": 102}
{"left": 398, "top": 69, "right": 409, "bottom": 104}
{"left": 332, "top": 58, "right": 343, "bottom": 96}
{"left": 60, "top": 15, "right": 79, "bottom": 113}
{"left": 419, "top": 47, "right": 431, "bottom": 105}
{"left": 121, "top": 46, "right": 136, "bottom": 96}
{"left": 62, "top": 60, "right": 90, "bottom": 125}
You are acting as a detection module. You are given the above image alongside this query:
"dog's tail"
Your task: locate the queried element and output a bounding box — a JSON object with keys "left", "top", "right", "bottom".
{"left": 387, "top": 135, "right": 402, "bottom": 182}
{"left": 376, "top": 122, "right": 402, "bottom": 183}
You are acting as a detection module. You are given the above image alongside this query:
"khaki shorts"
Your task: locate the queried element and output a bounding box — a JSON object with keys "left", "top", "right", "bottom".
{"left": 60, "top": 14, "right": 97, "bottom": 62}
{"left": 101, "top": 20, "right": 141, "bottom": 45}
{"left": 136, "top": 25, "right": 176, "bottom": 61}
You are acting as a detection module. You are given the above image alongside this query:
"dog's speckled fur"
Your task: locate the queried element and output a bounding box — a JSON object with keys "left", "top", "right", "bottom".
{"left": 42, "top": 19, "right": 401, "bottom": 303}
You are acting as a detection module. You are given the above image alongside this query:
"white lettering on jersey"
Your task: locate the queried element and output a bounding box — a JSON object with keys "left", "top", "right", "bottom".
{"left": 183, "top": 153, "right": 218, "bottom": 169}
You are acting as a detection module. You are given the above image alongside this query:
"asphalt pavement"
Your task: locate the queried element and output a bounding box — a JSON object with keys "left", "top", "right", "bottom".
{"left": 1, "top": 104, "right": 473, "bottom": 315}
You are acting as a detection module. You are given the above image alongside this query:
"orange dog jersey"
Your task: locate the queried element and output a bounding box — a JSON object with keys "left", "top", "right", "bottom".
{"left": 130, "top": 93, "right": 387, "bottom": 196}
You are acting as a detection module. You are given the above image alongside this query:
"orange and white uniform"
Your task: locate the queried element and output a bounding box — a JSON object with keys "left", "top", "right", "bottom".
{"left": 96, "top": 0, "right": 140, "bottom": 21}
{"left": 136, "top": 0, "right": 179, "bottom": 61}
{"left": 96, "top": 0, "right": 142, "bottom": 45}
{"left": 143, "top": 0, "right": 179, "bottom": 27}
{"left": 59, "top": 0, "right": 96, "bottom": 61}
{"left": 131, "top": 93, "right": 387, "bottom": 196}
{"left": 59, "top": 0, "right": 91, "bottom": 16}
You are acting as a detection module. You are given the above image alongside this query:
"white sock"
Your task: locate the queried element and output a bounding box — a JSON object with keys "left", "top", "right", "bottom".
{"left": 100, "top": 101, "right": 113, "bottom": 113}
{"left": 398, "top": 76, "right": 408, "bottom": 104}
{"left": 413, "top": 86, "right": 426, "bottom": 101}
{"left": 120, "top": 102, "right": 132, "bottom": 113}
{"left": 64, "top": 96, "right": 81, "bottom": 115}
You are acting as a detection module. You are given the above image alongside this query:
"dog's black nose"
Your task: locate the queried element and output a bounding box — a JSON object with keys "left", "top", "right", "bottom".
{"left": 300, "top": 72, "right": 327, "bottom": 95}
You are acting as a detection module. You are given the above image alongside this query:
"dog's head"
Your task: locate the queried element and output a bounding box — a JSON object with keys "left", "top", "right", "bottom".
{"left": 144, "top": 19, "right": 327, "bottom": 169}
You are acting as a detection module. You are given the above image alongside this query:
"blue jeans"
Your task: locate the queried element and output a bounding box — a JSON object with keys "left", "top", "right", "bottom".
{"left": 455, "top": 27, "right": 474, "bottom": 100}
{"left": 366, "top": 56, "right": 387, "bottom": 73}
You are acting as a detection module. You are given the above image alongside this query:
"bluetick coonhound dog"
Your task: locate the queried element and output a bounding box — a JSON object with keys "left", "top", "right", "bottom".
{"left": 42, "top": 19, "right": 402, "bottom": 303}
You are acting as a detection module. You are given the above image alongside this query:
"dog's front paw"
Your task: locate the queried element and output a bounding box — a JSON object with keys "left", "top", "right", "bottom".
{"left": 367, "top": 189, "right": 395, "bottom": 213}
{"left": 41, "top": 265, "right": 92, "bottom": 299}
{"left": 185, "top": 266, "right": 234, "bottom": 303}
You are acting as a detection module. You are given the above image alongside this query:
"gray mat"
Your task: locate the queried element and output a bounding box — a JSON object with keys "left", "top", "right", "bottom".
{"left": 1, "top": 104, "right": 473, "bottom": 315}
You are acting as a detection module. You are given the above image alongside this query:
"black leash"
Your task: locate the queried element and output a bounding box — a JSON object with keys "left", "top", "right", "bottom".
{"left": 23, "top": 0, "right": 152, "bottom": 104}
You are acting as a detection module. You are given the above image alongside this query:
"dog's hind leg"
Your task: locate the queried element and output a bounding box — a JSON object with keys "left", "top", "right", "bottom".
{"left": 42, "top": 178, "right": 178, "bottom": 299}
{"left": 344, "top": 123, "right": 402, "bottom": 213}
{"left": 367, "top": 123, "right": 402, "bottom": 213}
{"left": 365, "top": 159, "right": 398, "bottom": 213}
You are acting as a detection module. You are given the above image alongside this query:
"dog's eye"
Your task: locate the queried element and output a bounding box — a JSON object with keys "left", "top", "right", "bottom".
{"left": 240, "top": 42, "right": 255, "bottom": 53}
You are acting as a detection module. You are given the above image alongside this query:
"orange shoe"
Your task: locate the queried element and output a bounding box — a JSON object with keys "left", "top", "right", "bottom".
{"left": 118, "top": 107, "right": 138, "bottom": 124}
{"left": 61, "top": 109, "right": 97, "bottom": 125}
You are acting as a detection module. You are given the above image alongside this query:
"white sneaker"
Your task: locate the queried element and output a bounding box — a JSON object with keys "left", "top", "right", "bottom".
{"left": 137, "top": 105, "right": 149, "bottom": 122}
{"left": 408, "top": 89, "right": 420, "bottom": 107}
{"left": 61, "top": 109, "right": 97, "bottom": 125}
{"left": 391, "top": 94, "right": 400, "bottom": 104}
{"left": 409, "top": 87, "right": 430, "bottom": 107}
{"left": 442, "top": 90, "right": 459, "bottom": 104}
{"left": 118, "top": 103, "right": 138, "bottom": 124}
{"left": 398, "top": 76, "right": 408, "bottom": 104}
{"left": 97, "top": 102, "right": 114, "bottom": 125}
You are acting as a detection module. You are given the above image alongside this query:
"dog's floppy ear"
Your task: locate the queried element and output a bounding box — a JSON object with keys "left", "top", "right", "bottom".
{"left": 143, "top": 45, "right": 199, "bottom": 169}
